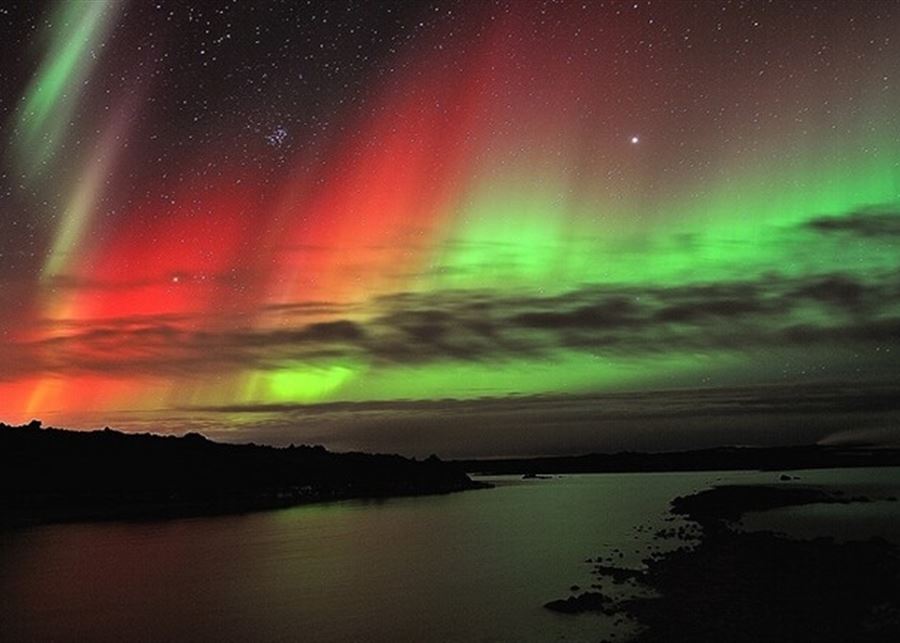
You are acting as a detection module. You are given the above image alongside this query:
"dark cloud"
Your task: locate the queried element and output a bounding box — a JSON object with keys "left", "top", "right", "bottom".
{"left": 805, "top": 209, "right": 900, "bottom": 237}
{"left": 789, "top": 275, "right": 871, "bottom": 311}
{"left": 654, "top": 297, "right": 772, "bottom": 323}
{"left": 2, "top": 265, "right": 899, "bottom": 381}
{"left": 513, "top": 296, "right": 643, "bottom": 329}
{"left": 781, "top": 318, "right": 900, "bottom": 345}
{"left": 261, "top": 301, "right": 358, "bottom": 316}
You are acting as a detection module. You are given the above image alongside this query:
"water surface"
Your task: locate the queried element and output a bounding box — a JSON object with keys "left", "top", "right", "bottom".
{"left": 2, "top": 468, "right": 898, "bottom": 642}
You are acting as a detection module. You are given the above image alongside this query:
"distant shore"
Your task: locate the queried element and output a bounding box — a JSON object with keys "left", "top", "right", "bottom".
{"left": 458, "top": 444, "right": 900, "bottom": 475}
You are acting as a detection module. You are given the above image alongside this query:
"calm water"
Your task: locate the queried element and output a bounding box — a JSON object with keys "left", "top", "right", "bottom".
{"left": 2, "top": 468, "right": 899, "bottom": 643}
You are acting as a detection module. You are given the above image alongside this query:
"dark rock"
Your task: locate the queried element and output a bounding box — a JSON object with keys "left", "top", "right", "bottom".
{"left": 670, "top": 485, "right": 858, "bottom": 526}
{"left": 544, "top": 592, "right": 612, "bottom": 614}
{"left": 594, "top": 565, "right": 644, "bottom": 584}
{"left": 606, "top": 484, "right": 900, "bottom": 642}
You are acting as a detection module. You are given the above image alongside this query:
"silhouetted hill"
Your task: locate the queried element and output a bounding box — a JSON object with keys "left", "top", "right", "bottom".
{"left": 0, "top": 421, "right": 485, "bottom": 526}
{"left": 457, "top": 445, "right": 900, "bottom": 475}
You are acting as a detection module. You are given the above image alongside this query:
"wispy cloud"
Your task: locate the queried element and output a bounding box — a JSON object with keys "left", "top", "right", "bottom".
{"left": 805, "top": 208, "right": 900, "bottom": 237}
{"left": 3, "top": 266, "right": 898, "bottom": 381}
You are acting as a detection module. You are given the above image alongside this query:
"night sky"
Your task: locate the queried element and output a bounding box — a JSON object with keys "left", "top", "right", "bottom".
{"left": 1, "top": 1, "right": 899, "bottom": 456}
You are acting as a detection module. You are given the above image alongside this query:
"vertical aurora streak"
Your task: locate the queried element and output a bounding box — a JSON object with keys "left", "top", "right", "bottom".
{"left": 10, "top": 1, "right": 119, "bottom": 179}
{"left": 42, "top": 94, "right": 139, "bottom": 281}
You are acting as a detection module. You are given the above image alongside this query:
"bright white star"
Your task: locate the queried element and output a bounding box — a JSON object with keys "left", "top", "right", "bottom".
{"left": 630, "top": 135, "right": 640, "bottom": 144}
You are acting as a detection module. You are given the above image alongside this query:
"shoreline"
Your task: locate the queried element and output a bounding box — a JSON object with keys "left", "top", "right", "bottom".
{"left": 1, "top": 481, "right": 493, "bottom": 530}
{"left": 545, "top": 479, "right": 900, "bottom": 642}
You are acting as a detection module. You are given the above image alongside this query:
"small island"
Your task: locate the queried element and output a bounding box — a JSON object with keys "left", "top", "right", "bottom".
{"left": 0, "top": 420, "right": 487, "bottom": 527}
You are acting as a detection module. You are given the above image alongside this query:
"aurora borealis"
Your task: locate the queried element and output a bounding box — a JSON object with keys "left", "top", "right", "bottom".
{"left": 1, "top": 1, "right": 899, "bottom": 456}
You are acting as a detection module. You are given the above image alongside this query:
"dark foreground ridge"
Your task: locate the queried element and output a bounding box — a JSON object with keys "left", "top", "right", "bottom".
{"left": 459, "top": 444, "right": 900, "bottom": 475}
{"left": 0, "top": 420, "right": 487, "bottom": 527}
{"left": 546, "top": 483, "right": 900, "bottom": 642}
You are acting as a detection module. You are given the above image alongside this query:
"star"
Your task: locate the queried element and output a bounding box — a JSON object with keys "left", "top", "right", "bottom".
{"left": 630, "top": 135, "right": 640, "bottom": 144}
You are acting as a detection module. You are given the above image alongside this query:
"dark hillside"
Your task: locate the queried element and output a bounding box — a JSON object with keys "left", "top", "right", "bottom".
{"left": 0, "top": 421, "right": 484, "bottom": 526}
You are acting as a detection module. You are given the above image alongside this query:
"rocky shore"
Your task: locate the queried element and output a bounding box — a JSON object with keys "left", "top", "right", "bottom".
{"left": 546, "top": 480, "right": 900, "bottom": 642}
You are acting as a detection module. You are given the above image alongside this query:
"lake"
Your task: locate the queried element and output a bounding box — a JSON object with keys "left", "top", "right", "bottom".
{"left": 2, "top": 468, "right": 899, "bottom": 642}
